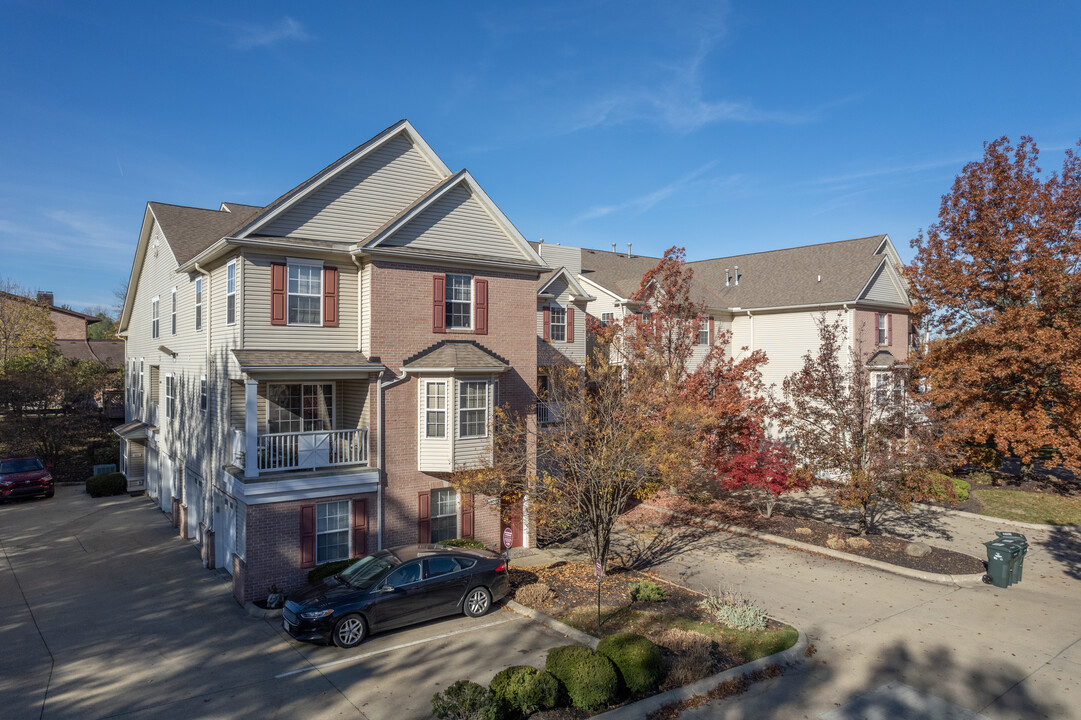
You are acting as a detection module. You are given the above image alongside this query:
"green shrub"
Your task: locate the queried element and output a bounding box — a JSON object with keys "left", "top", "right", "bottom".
{"left": 431, "top": 680, "right": 499, "bottom": 720}
{"left": 951, "top": 477, "right": 971, "bottom": 502}
{"left": 968, "top": 471, "right": 993, "bottom": 486}
{"left": 597, "top": 633, "right": 664, "bottom": 694}
{"left": 85, "top": 471, "right": 126, "bottom": 497}
{"left": 698, "top": 588, "right": 767, "bottom": 631}
{"left": 437, "top": 538, "right": 488, "bottom": 549}
{"left": 545, "top": 645, "right": 620, "bottom": 711}
{"left": 489, "top": 665, "right": 559, "bottom": 716}
{"left": 629, "top": 579, "right": 667, "bottom": 603}
{"left": 307, "top": 559, "right": 353, "bottom": 584}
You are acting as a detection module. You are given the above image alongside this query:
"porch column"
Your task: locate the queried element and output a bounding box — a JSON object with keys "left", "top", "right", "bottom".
{"left": 244, "top": 379, "right": 258, "bottom": 478}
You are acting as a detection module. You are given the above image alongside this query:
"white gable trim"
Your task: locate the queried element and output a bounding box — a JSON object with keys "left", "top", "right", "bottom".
{"left": 362, "top": 169, "right": 545, "bottom": 268}
{"left": 538, "top": 267, "right": 595, "bottom": 301}
{"left": 873, "top": 234, "right": 904, "bottom": 268}
{"left": 234, "top": 121, "right": 453, "bottom": 240}
{"left": 119, "top": 205, "right": 180, "bottom": 332}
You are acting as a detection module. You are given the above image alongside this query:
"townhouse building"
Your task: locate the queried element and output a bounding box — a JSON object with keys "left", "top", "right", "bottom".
{"left": 114, "top": 121, "right": 546, "bottom": 605}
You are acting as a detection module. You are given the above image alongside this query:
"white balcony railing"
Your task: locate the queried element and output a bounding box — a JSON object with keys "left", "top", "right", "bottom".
{"left": 257, "top": 428, "right": 368, "bottom": 472}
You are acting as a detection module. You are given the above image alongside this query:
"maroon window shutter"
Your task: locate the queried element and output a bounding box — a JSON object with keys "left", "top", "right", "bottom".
{"left": 708, "top": 316, "right": 715, "bottom": 344}
{"left": 271, "top": 262, "right": 287, "bottom": 326}
{"left": 323, "top": 266, "right": 339, "bottom": 327}
{"left": 542, "top": 306, "right": 551, "bottom": 341}
{"left": 474, "top": 279, "right": 488, "bottom": 335}
{"left": 418, "top": 490, "right": 431, "bottom": 543}
{"left": 460, "top": 493, "right": 474, "bottom": 539}
{"left": 352, "top": 499, "right": 368, "bottom": 557}
{"left": 887, "top": 313, "right": 893, "bottom": 346}
{"left": 433, "top": 276, "right": 446, "bottom": 333}
{"left": 566, "top": 306, "right": 575, "bottom": 343}
{"left": 299, "top": 504, "right": 315, "bottom": 568}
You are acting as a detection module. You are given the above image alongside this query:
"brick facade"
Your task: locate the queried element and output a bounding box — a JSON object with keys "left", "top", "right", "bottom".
{"left": 854, "top": 309, "right": 910, "bottom": 362}
{"left": 49, "top": 307, "right": 90, "bottom": 340}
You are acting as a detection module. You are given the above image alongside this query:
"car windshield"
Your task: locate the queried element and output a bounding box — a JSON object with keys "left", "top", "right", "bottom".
{"left": 338, "top": 555, "right": 396, "bottom": 590}
{"left": 1, "top": 458, "right": 43, "bottom": 474}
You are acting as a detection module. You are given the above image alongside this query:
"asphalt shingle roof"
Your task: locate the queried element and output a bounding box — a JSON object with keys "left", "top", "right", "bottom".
{"left": 232, "top": 350, "right": 379, "bottom": 371}
{"left": 403, "top": 341, "right": 508, "bottom": 370}
{"left": 148, "top": 202, "right": 264, "bottom": 265}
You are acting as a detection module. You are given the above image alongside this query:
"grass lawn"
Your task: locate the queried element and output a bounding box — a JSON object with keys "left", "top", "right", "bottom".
{"left": 560, "top": 605, "right": 799, "bottom": 663}
{"left": 973, "top": 489, "right": 1081, "bottom": 525}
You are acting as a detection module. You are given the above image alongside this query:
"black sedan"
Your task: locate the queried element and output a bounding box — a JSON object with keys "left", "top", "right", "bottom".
{"left": 282, "top": 544, "right": 510, "bottom": 648}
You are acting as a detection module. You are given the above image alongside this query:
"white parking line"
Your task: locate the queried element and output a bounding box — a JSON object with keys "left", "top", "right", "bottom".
{"left": 276, "top": 615, "right": 521, "bottom": 678}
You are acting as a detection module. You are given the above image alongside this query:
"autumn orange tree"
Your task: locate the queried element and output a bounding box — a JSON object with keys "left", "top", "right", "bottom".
{"left": 777, "top": 315, "right": 949, "bottom": 534}
{"left": 452, "top": 248, "right": 773, "bottom": 569}
{"left": 908, "top": 137, "right": 1081, "bottom": 472}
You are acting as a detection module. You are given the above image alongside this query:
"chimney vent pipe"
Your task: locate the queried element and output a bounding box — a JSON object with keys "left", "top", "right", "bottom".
{"left": 627, "top": 243, "right": 632, "bottom": 256}
{"left": 725, "top": 269, "right": 730, "bottom": 287}
{"left": 734, "top": 266, "right": 739, "bottom": 286}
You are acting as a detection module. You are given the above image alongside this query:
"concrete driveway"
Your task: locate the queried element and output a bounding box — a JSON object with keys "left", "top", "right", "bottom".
{"left": 628, "top": 501, "right": 1081, "bottom": 719}
{"left": 0, "top": 487, "right": 574, "bottom": 720}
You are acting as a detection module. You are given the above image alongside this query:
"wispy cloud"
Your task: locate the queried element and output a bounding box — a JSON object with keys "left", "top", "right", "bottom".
{"left": 231, "top": 16, "right": 310, "bottom": 50}
{"left": 806, "top": 155, "right": 975, "bottom": 190}
{"left": 573, "top": 161, "right": 732, "bottom": 223}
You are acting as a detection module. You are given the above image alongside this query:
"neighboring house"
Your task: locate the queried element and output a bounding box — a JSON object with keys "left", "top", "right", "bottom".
{"left": 561, "top": 235, "right": 914, "bottom": 395}
{"left": 114, "top": 120, "right": 547, "bottom": 605}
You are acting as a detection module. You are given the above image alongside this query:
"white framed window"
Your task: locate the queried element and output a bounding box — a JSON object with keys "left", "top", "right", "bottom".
{"left": 445, "top": 274, "right": 472, "bottom": 330}
{"left": 697, "top": 316, "right": 710, "bottom": 345}
{"left": 877, "top": 313, "right": 888, "bottom": 345}
{"left": 171, "top": 287, "right": 177, "bottom": 335}
{"left": 267, "top": 383, "right": 334, "bottom": 434}
{"left": 151, "top": 297, "right": 159, "bottom": 339}
{"left": 165, "top": 374, "right": 176, "bottom": 419}
{"left": 200, "top": 375, "right": 208, "bottom": 412}
{"left": 875, "top": 373, "right": 891, "bottom": 403}
{"left": 287, "top": 260, "right": 322, "bottom": 325}
{"left": 549, "top": 306, "right": 566, "bottom": 342}
{"left": 425, "top": 381, "right": 447, "bottom": 438}
{"left": 430, "top": 488, "right": 458, "bottom": 543}
{"left": 226, "top": 260, "right": 237, "bottom": 325}
{"left": 195, "top": 277, "right": 203, "bottom": 331}
{"left": 600, "top": 312, "right": 614, "bottom": 327}
{"left": 458, "top": 380, "right": 488, "bottom": 439}
{"left": 316, "top": 500, "right": 350, "bottom": 564}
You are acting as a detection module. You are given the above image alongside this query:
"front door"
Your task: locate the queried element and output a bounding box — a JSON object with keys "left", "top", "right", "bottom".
{"left": 500, "top": 498, "right": 523, "bottom": 548}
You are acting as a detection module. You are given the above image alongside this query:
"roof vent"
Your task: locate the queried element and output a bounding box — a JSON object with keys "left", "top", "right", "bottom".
{"left": 627, "top": 243, "right": 632, "bottom": 257}
{"left": 539, "top": 238, "right": 545, "bottom": 244}
{"left": 725, "top": 269, "right": 730, "bottom": 287}
{"left": 612, "top": 243, "right": 617, "bottom": 252}
{"left": 734, "top": 265, "right": 739, "bottom": 286}
{"left": 817, "top": 274, "right": 821, "bottom": 282}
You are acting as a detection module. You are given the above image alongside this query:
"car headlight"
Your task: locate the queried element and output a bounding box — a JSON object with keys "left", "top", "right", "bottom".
{"left": 300, "top": 608, "right": 334, "bottom": 620}
{"left": 42, "top": 474, "right": 53, "bottom": 482}
{"left": 0, "top": 480, "right": 12, "bottom": 488}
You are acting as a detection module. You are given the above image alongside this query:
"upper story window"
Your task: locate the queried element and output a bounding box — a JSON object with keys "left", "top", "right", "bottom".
{"left": 600, "top": 312, "right": 614, "bottom": 327}
{"left": 458, "top": 380, "right": 488, "bottom": 439}
{"left": 425, "top": 381, "right": 447, "bottom": 439}
{"left": 138, "top": 360, "right": 144, "bottom": 409}
{"left": 697, "top": 316, "right": 710, "bottom": 346}
{"left": 288, "top": 261, "right": 322, "bottom": 325}
{"left": 151, "top": 297, "right": 159, "bottom": 339}
{"left": 226, "top": 260, "right": 237, "bottom": 325}
{"left": 200, "top": 375, "right": 208, "bottom": 412}
{"left": 267, "top": 383, "right": 333, "bottom": 434}
{"left": 445, "top": 274, "right": 472, "bottom": 330}
{"left": 195, "top": 278, "right": 203, "bottom": 331}
{"left": 877, "top": 313, "right": 888, "bottom": 345}
{"left": 549, "top": 306, "right": 566, "bottom": 342}
{"left": 171, "top": 287, "right": 177, "bottom": 335}
{"left": 165, "top": 374, "right": 176, "bottom": 419}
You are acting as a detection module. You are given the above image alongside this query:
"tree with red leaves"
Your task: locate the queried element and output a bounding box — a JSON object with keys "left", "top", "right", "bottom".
{"left": 908, "top": 136, "right": 1081, "bottom": 472}
{"left": 720, "top": 436, "right": 807, "bottom": 518}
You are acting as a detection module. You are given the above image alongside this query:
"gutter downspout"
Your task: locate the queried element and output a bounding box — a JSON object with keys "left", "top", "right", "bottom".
{"left": 378, "top": 368, "right": 411, "bottom": 552}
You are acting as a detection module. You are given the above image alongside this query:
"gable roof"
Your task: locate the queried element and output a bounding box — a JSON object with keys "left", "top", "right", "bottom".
{"left": 403, "top": 340, "right": 509, "bottom": 372}
{"left": 148, "top": 202, "right": 264, "bottom": 266}
{"left": 578, "top": 235, "right": 908, "bottom": 311}
{"left": 537, "top": 267, "right": 595, "bottom": 301}
{"left": 0, "top": 290, "right": 99, "bottom": 322}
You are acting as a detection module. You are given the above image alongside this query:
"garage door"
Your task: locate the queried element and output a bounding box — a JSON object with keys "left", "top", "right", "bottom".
{"left": 213, "top": 489, "right": 237, "bottom": 575}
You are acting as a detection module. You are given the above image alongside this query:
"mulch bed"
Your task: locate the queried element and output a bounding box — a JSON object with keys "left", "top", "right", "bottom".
{"left": 628, "top": 494, "right": 987, "bottom": 576}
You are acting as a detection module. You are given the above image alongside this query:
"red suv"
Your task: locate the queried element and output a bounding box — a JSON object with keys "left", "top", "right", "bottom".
{"left": 0, "top": 456, "right": 54, "bottom": 501}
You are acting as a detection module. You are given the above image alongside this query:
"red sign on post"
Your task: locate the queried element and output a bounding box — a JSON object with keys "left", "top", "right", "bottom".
{"left": 503, "top": 527, "right": 513, "bottom": 549}
{"left": 595, "top": 561, "right": 603, "bottom": 581}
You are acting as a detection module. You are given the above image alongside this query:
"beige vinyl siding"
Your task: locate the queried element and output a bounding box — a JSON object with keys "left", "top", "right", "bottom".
{"left": 341, "top": 379, "right": 370, "bottom": 430}
{"left": 360, "top": 259, "right": 372, "bottom": 356}
{"left": 381, "top": 184, "right": 530, "bottom": 263}
{"left": 753, "top": 310, "right": 845, "bottom": 396}
{"left": 580, "top": 279, "right": 623, "bottom": 360}
{"left": 127, "top": 444, "right": 146, "bottom": 479}
{"left": 537, "top": 277, "right": 586, "bottom": 365}
{"left": 259, "top": 133, "right": 445, "bottom": 242}
{"left": 687, "top": 313, "right": 732, "bottom": 370}
{"left": 537, "top": 244, "right": 582, "bottom": 275}
{"left": 242, "top": 253, "right": 359, "bottom": 351}
{"left": 453, "top": 378, "right": 492, "bottom": 469}
{"left": 861, "top": 265, "right": 906, "bottom": 305}
{"left": 418, "top": 377, "right": 452, "bottom": 472}
{"left": 229, "top": 380, "right": 245, "bottom": 428}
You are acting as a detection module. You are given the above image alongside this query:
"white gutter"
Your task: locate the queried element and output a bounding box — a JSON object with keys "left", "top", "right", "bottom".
{"left": 194, "top": 262, "right": 212, "bottom": 361}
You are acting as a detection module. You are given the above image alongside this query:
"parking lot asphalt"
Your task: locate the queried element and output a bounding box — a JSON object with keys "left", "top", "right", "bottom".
{"left": 0, "top": 487, "right": 577, "bottom": 720}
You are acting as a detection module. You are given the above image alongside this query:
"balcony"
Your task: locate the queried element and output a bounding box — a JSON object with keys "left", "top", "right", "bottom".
{"left": 258, "top": 428, "right": 369, "bottom": 472}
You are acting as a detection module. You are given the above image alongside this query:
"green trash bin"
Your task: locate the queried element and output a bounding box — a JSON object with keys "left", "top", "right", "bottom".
{"left": 995, "top": 532, "right": 1028, "bottom": 584}
{"left": 984, "top": 540, "right": 1021, "bottom": 588}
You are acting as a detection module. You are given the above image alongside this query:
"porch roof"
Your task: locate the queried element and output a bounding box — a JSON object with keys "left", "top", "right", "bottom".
{"left": 402, "top": 340, "right": 509, "bottom": 373}
{"left": 113, "top": 420, "right": 149, "bottom": 440}
{"left": 232, "top": 350, "right": 384, "bottom": 376}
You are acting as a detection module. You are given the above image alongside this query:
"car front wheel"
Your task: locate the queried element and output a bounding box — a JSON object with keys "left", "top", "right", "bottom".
{"left": 332, "top": 614, "right": 367, "bottom": 648}
{"left": 464, "top": 586, "right": 492, "bottom": 617}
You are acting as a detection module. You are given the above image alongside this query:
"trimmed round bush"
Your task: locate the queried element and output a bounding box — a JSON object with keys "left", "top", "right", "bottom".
{"left": 545, "top": 645, "right": 620, "bottom": 711}
{"left": 489, "top": 665, "right": 559, "bottom": 715}
{"left": 597, "top": 633, "right": 664, "bottom": 694}
{"left": 431, "top": 680, "right": 498, "bottom": 720}
{"left": 85, "top": 471, "right": 126, "bottom": 497}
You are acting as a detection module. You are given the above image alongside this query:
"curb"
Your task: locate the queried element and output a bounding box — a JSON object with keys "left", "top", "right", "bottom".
{"left": 503, "top": 599, "right": 600, "bottom": 648}
{"left": 244, "top": 602, "right": 283, "bottom": 620}
{"left": 916, "top": 502, "right": 1081, "bottom": 533}
{"left": 592, "top": 630, "right": 810, "bottom": 720}
{"left": 641, "top": 504, "right": 986, "bottom": 587}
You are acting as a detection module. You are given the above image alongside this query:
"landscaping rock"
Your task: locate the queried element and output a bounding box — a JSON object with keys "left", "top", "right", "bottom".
{"left": 905, "top": 542, "right": 933, "bottom": 558}
{"left": 846, "top": 537, "right": 871, "bottom": 550}
{"left": 795, "top": 527, "right": 813, "bottom": 536}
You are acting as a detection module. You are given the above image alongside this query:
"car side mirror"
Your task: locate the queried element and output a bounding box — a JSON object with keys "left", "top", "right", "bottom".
{"left": 380, "top": 585, "right": 395, "bottom": 593}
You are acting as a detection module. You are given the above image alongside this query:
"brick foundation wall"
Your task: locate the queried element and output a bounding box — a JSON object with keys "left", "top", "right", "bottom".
{"left": 371, "top": 261, "right": 537, "bottom": 549}
{"left": 178, "top": 504, "right": 188, "bottom": 539}
{"left": 242, "top": 492, "right": 378, "bottom": 602}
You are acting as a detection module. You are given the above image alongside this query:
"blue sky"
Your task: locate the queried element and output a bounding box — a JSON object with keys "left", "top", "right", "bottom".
{"left": 2, "top": 1, "right": 1079, "bottom": 312}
